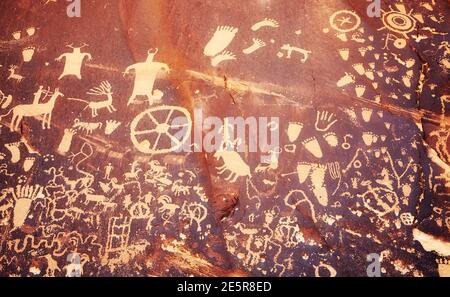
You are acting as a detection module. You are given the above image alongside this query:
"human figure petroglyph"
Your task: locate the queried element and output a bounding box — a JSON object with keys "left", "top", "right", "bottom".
{"left": 235, "top": 208, "right": 278, "bottom": 268}
{"left": 124, "top": 48, "right": 169, "bottom": 106}
{"left": 104, "top": 163, "right": 113, "bottom": 180}
{"left": 56, "top": 43, "right": 92, "bottom": 79}
{"left": 33, "top": 86, "right": 49, "bottom": 105}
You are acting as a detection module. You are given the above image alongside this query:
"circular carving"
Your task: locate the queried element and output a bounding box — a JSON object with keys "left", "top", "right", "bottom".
{"left": 130, "top": 105, "right": 192, "bottom": 154}
{"left": 329, "top": 10, "right": 361, "bottom": 33}
{"left": 382, "top": 11, "right": 416, "bottom": 35}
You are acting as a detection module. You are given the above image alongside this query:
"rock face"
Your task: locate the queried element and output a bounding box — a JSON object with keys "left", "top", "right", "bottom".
{"left": 0, "top": 0, "right": 448, "bottom": 276}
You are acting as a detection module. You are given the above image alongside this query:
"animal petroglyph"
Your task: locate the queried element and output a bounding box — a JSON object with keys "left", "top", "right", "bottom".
{"left": 68, "top": 81, "right": 116, "bottom": 117}
{"left": 1, "top": 88, "right": 64, "bottom": 131}
{"left": 214, "top": 142, "right": 251, "bottom": 183}
{"left": 72, "top": 119, "right": 103, "bottom": 134}
{"left": 278, "top": 44, "right": 312, "bottom": 62}
{"left": 7, "top": 65, "right": 25, "bottom": 83}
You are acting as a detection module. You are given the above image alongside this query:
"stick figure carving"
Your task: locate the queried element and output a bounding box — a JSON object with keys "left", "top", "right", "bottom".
{"left": 124, "top": 48, "right": 169, "bottom": 106}
{"left": 56, "top": 43, "right": 92, "bottom": 80}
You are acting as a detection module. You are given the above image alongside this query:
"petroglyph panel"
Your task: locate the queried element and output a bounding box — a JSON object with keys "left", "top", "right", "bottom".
{"left": 0, "top": 0, "right": 448, "bottom": 277}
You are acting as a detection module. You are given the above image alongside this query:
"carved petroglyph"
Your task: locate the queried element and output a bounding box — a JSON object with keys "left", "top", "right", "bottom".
{"left": 204, "top": 26, "right": 238, "bottom": 57}
{"left": 1, "top": 88, "right": 64, "bottom": 131}
{"left": 0, "top": 1, "right": 447, "bottom": 278}
{"left": 56, "top": 43, "right": 92, "bottom": 79}
{"left": 130, "top": 106, "right": 192, "bottom": 154}
{"left": 251, "top": 18, "right": 279, "bottom": 31}
{"left": 278, "top": 44, "right": 311, "bottom": 63}
{"left": 124, "top": 48, "right": 169, "bottom": 106}
{"left": 242, "top": 38, "right": 267, "bottom": 55}
{"left": 7, "top": 65, "right": 25, "bottom": 83}
{"left": 57, "top": 129, "right": 77, "bottom": 155}
{"left": 10, "top": 185, "right": 44, "bottom": 228}
{"left": 68, "top": 81, "right": 116, "bottom": 117}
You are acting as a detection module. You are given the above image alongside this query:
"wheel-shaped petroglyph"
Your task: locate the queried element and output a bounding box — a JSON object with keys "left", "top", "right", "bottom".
{"left": 329, "top": 10, "right": 361, "bottom": 33}
{"left": 130, "top": 105, "right": 192, "bottom": 154}
{"left": 379, "top": 4, "right": 422, "bottom": 38}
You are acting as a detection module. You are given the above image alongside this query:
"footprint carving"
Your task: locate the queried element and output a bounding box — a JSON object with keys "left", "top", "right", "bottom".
{"left": 211, "top": 51, "right": 236, "bottom": 67}
{"left": 204, "top": 26, "right": 238, "bottom": 57}
{"left": 242, "top": 38, "right": 266, "bottom": 55}
{"left": 5, "top": 142, "right": 21, "bottom": 163}
{"left": 251, "top": 18, "right": 279, "bottom": 31}
{"left": 302, "top": 137, "right": 323, "bottom": 159}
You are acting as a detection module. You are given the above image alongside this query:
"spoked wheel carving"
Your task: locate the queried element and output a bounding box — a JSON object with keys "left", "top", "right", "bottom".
{"left": 130, "top": 105, "right": 192, "bottom": 154}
